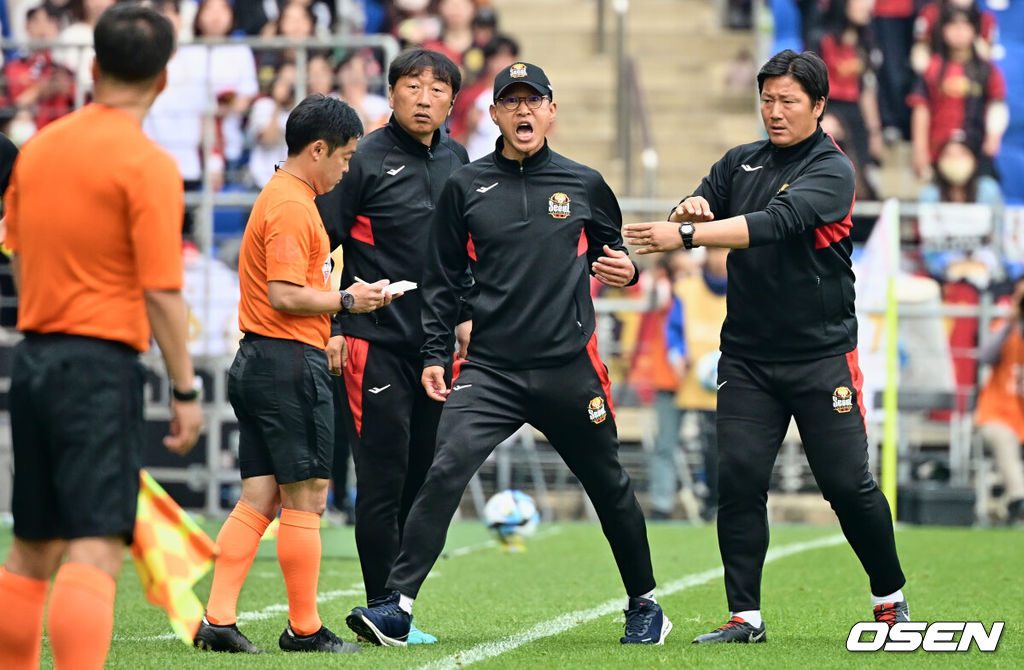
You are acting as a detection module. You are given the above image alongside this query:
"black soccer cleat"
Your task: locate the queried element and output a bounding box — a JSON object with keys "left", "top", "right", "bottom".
{"left": 692, "top": 616, "right": 767, "bottom": 644}
{"left": 193, "top": 617, "right": 267, "bottom": 653}
{"left": 620, "top": 596, "right": 673, "bottom": 644}
{"left": 873, "top": 601, "right": 910, "bottom": 628}
{"left": 346, "top": 590, "right": 411, "bottom": 646}
{"left": 279, "top": 623, "right": 361, "bottom": 653}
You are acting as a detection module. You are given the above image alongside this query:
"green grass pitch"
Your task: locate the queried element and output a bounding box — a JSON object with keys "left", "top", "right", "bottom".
{"left": 1, "top": 521, "right": 1020, "bottom": 669}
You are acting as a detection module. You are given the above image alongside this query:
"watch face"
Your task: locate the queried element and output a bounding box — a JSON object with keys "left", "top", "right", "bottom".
{"left": 341, "top": 291, "right": 355, "bottom": 309}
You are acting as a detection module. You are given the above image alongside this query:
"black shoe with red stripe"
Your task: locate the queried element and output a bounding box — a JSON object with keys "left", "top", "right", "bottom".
{"left": 692, "top": 616, "right": 766, "bottom": 644}
{"left": 872, "top": 601, "right": 910, "bottom": 628}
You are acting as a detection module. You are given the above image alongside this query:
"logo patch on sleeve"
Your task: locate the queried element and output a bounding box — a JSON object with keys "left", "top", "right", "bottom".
{"left": 832, "top": 386, "right": 853, "bottom": 413}
{"left": 548, "top": 192, "right": 571, "bottom": 219}
{"left": 587, "top": 396, "right": 607, "bottom": 424}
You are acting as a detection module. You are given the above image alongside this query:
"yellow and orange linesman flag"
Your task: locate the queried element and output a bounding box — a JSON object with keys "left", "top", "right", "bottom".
{"left": 131, "top": 470, "right": 219, "bottom": 644}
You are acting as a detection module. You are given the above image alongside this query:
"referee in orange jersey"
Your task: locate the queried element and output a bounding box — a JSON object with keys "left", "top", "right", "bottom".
{"left": 193, "top": 94, "right": 390, "bottom": 655}
{"left": 0, "top": 6, "right": 202, "bottom": 669}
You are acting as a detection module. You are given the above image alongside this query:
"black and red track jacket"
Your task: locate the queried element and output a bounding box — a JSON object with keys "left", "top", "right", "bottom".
{"left": 422, "top": 138, "right": 638, "bottom": 370}
{"left": 315, "top": 115, "right": 470, "bottom": 358}
{"left": 685, "top": 126, "right": 857, "bottom": 361}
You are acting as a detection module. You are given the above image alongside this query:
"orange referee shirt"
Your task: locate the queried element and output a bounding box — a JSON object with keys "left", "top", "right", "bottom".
{"left": 237, "top": 170, "right": 333, "bottom": 349}
{"left": 3, "top": 104, "right": 184, "bottom": 353}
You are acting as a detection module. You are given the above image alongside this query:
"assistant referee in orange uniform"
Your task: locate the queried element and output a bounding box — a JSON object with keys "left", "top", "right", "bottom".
{"left": 0, "top": 6, "right": 202, "bottom": 669}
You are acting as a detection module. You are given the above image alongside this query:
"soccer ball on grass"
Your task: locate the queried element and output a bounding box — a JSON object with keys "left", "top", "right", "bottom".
{"left": 482, "top": 489, "right": 540, "bottom": 552}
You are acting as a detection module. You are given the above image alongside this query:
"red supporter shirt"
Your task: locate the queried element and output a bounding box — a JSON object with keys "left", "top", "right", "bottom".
{"left": 819, "top": 33, "right": 866, "bottom": 104}
{"left": 874, "top": 0, "right": 914, "bottom": 18}
{"left": 906, "top": 54, "right": 1006, "bottom": 161}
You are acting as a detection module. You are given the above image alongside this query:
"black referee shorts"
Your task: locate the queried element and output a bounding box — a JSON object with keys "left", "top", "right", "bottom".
{"left": 228, "top": 334, "right": 334, "bottom": 484}
{"left": 10, "top": 333, "right": 145, "bottom": 543}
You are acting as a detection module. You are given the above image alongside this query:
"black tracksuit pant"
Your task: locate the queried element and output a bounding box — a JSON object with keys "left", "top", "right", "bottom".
{"left": 339, "top": 337, "right": 444, "bottom": 602}
{"left": 387, "top": 341, "right": 656, "bottom": 599}
{"left": 715, "top": 350, "right": 906, "bottom": 612}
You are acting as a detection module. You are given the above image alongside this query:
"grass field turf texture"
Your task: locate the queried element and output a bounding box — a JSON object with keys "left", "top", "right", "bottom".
{"left": 2, "top": 522, "right": 1020, "bottom": 669}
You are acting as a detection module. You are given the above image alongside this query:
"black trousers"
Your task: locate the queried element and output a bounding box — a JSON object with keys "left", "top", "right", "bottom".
{"left": 715, "top": 350, "right": 905, "bottom": 612}
{"left": 339, "top": 337, "right": 444, "bottom": 602}
{"left": 872, "top": 15, "right": 914, "bottom": 139}
{"left": 387, "top": 339, "right": 656, "bottom": 599}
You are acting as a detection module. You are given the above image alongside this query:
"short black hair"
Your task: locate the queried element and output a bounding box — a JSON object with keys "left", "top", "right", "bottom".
{"left": 94, "top": 3, "right": 176, "bottom": 83}
{"left": 756, "top": 49, "right": 829, "bottom": 106}
{"left": 26, "top": 3, "right": 61, "bottom": 22}
{"left": 285, "top": 94, "right": 363, "bottom": 156}
{"left": 483, "top": 34, "right": 519, "bottom": 60}
{"left": 388, "top": 48, "right": 462, "bottom": 97}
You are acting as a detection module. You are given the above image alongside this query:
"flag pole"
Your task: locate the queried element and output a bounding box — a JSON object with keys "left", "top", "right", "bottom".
{"left": 881, "top": 198, "right": 900, "bottom": 518}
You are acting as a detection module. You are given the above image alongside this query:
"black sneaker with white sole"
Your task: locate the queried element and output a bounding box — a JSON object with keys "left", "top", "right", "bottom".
{"left": 692, "top": 616, "right": 767, "bottom": 644}
{"left": 279, "top": 623, "right": 361, "bottom": 653}
{"left": 193, "top": 617, "right": 267, "bottom": 653}
{"left": 346, "top": 590, "right": 411, "bottom": 646}
{"left": 620, "top": 597, "right": 673, "bottom": 644}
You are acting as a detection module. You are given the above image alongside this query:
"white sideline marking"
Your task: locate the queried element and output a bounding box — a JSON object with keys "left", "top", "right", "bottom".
{"left": 122, "top": 526, "right": 562, "bottom": 642}
{"left": 415, "top": 533, "right": 847, "bottom": 670}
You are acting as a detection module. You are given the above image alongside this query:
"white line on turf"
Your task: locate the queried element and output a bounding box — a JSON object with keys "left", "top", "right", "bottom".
{"left": 121, "top": 526, "right": 563, "bottom": 642}
{"left": 414, "top": 533, "right": 847, "bottom": 670}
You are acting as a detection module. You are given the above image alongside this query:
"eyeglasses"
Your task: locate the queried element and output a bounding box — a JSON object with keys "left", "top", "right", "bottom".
{"left": 498, "top": 94, "right": 548, "bottom": 111}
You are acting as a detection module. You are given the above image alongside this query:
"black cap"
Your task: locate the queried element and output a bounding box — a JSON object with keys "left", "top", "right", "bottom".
{"left": 493, "top": 62, "right": 552, "bottom": 102}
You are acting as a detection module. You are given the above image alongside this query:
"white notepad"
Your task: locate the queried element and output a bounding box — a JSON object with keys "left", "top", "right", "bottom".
{"left": 384, "top": 280, "right": 418, "bottom": 294}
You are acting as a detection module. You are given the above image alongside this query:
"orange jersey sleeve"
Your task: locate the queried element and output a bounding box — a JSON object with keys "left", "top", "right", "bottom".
{"left": 130, "top": 153, "right": 187, "bottom": 290}
{"left": 264, "top": 199, "right": 323, "bottom": 287}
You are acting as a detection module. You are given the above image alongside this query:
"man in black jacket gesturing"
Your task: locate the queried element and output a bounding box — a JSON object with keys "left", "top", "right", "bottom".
{"left": 625, "top": 49, "right": 909, "bottom": 644}
{"left": 345, "top": 62, "right": 672, "bottom": 648}
{"left": 315, "top": 48, "right": 470, "bottom": 645}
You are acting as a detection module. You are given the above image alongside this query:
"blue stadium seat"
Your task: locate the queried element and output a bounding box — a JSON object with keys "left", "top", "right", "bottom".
{"left": 988, "top": 0, "right": 1024, "bottom": 203}
{"left": 771, "top": 0, "right": 803, "bottom": 54}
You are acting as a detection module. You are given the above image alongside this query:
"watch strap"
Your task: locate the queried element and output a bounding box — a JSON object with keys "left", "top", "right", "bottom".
{"left": 172, "top": 384, "right": 200, "bottom": 402}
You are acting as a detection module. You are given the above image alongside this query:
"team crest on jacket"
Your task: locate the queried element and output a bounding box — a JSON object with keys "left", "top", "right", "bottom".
{"left": 509, "top": 63, "right": 528, "bottom": 78}
{"left": 548, "top": 192, "right": 571, "bottom": 219}
{"left": 588, "top": 396, "right": 607, "bottom": 424}
{"left": 832, "top": 386, "right": 853, "bottom": 413}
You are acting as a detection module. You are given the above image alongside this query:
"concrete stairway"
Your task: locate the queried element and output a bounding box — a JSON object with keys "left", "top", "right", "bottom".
{"left": 492, "top": 0, "right": 759, "bottom": 200}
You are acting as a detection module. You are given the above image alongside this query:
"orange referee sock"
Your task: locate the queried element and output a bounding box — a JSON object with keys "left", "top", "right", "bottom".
{"left": 0, "top": 567, "right": 49, "bottom": 670}
{"left": 47, "top": 562, "right": 116, "bottom": 670}
{"left": 277, "top": 508, "right": 323, "bottom": 635}
{"left": 205, "top": 500, "right": 271, "bottom": 625}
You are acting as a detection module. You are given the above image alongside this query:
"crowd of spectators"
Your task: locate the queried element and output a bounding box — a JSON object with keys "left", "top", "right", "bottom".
{"left": 790, "top": 0, "right": 1010, "bottom": 210}
{"left": 0, "top": 0, "right": 514, "bottom": 194}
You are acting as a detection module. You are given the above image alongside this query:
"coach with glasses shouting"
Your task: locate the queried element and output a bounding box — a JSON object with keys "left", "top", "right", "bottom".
{"left": 344, "top": 61, "right": 672, "bottom": 648}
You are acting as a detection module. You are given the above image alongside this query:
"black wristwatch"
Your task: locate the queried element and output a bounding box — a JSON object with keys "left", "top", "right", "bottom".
{"left": 678, "top": 222, "right": 697, "bottom": 250}
{"left": 339, "top": 290, "right": 355, "bottom": 313}
{"left": 172, "top": 378, "right": 202, "bottom": 402}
